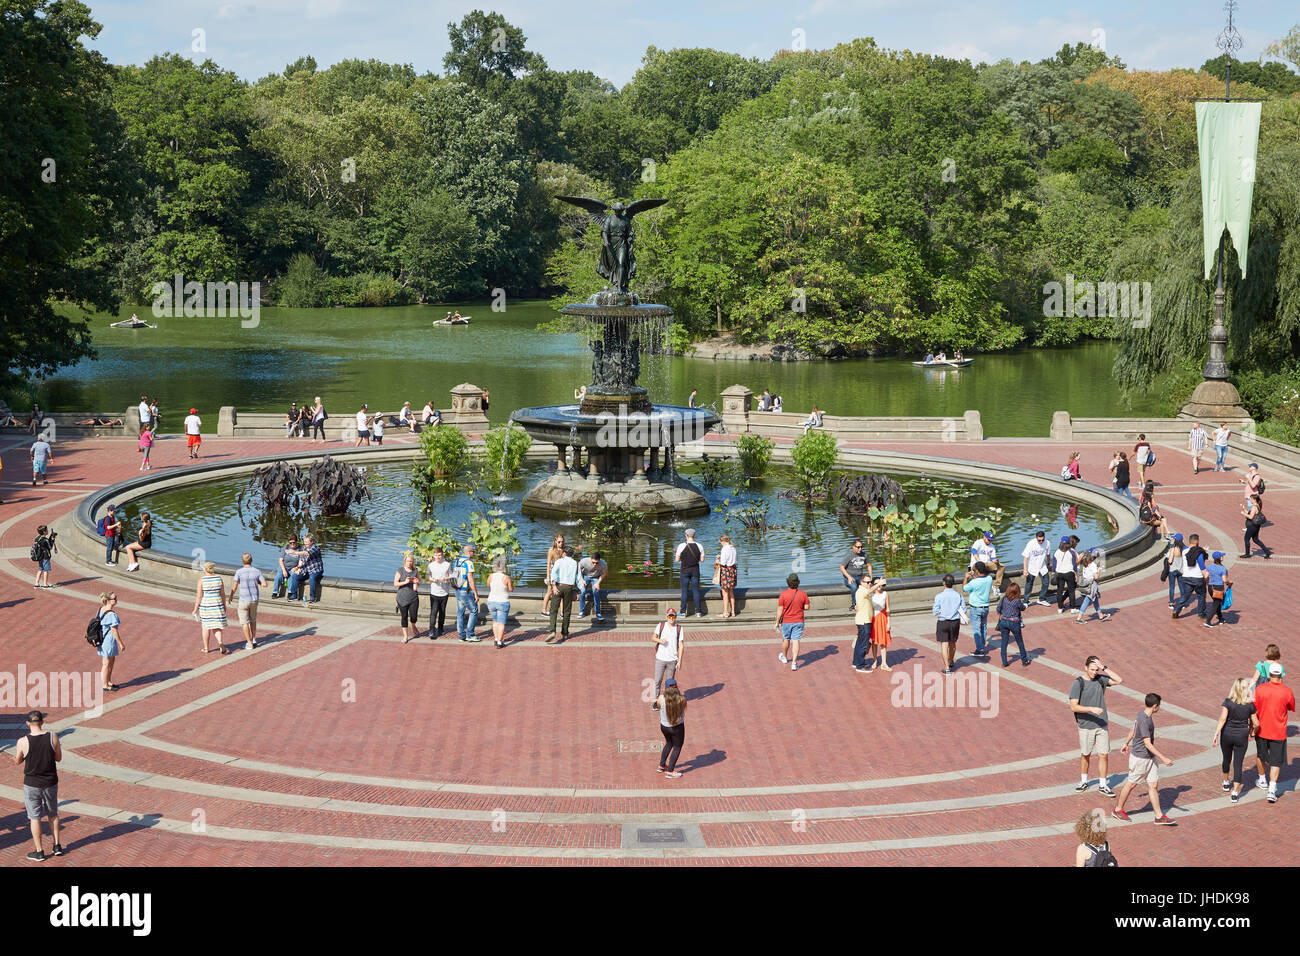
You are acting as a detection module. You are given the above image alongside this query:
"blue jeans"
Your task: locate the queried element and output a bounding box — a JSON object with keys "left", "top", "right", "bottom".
{"left": 1078, "top": 591, "right": 1101, "bottom": 617}
{"left": 1215, "top": 445, "right": 1227, "bottom": 469}
{"left": 679, "top": 568, "right": 702, "bottom": 615}
{"left": 970, "top": 605, "right": 989, "bottom": 654}
{"left": 272, "top": 567, "right": 289, "bottom": 596}
{"left": 578, "top": 576, "right": 602, "bottom": 616}
{"left": 455, "top": 588, "right": 478, "bottom": 639}
{"left": 1024, "top": 571, "right": 1051, "bottom": 603}
{"left": 1173, "top": 578, "right": 1206, "bottom": 617}
{"left": 289, "top": 569, "right": 322, "bottom": 602}
{"left": 105, "top": 536, "right": 117, "bottom": 563}
{"left": 1117, "top": 485, "right": 1134, "bottom": 500}
{"left": 1166, "top": 570, "right": 1181, "bottom": 605}
{"left": 845, "top": 574, "right": 862, "bottom": 609}
{"left": 852, "top": 622, "right": 873, "bottom": 668}
{"left": 998, "top": 620, "right": 1027, "bottom": 665}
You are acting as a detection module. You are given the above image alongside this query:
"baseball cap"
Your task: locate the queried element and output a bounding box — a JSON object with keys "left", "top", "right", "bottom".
{"left": 665, "top": 678, "right": 678, "bottom": 687}
{"left": 666, "top": 608, "right": 677, "bottom": 616}
{"left": 107, "top": 503, "right": 117, "bottom": 511}
{"left": 1060, "top": 536, "right": 1071, "bottom": 545}
{"left": 25, "top": 710, "right": 45, "bottom": 723}
{"left": 362, "top": 403, "right": 368, "bottom": 409}
{"left": 1269, "top": 662, "right": 1283, "bottom": 676}
{"left": 983, "top": 531, "right": 994, "bottom": 541}
{"left": 1249, "top": 462, "right": 1259, "bottom": 468}
{"left": 1172, "top": 533, "right": 1183, "bottom": 542}
{"left": 1212, "top": 551, "right": 1225, "bottom": 560}
{"left": 190, "top": 408, "right": 197, "bottom": 414}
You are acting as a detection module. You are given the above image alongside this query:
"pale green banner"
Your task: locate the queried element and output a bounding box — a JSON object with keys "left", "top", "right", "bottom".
{"left": 1196, "top": 100, "right": 1262, "bottom": 279}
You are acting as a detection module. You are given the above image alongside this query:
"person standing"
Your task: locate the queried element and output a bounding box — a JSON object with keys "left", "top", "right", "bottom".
{"left": 194, "top": 561, "right": 229, "bottom": 655}
{"left": 426, "top": 547, "right": 452, "bottom": 637}
{"left": 394, "top": 552, "right": 422, "bottom": 644}
{"left": 715, "top": 535, "right": 738, "bottom": 618}
{"left": 1069, "top": 656, "right": 1122, "bottom": 795}
{"left": 100, "top": 504, "right": 122, "bottom": 566}
{"left": 651, "top": 608, "right": 684, "bottom": 705}
{"left": 138, "top": 423, "right": 154, "bottom": 470}
{"left": 851, "top": 578, "right": 874, "bottom": 674}
{"left": 932, "top": 574, "right": 965, "bottom": 675}
{"left": 96, "top": 592, "right": 124, "bottom": 692}
{"left": 486, "top": 556, "right": 513, "bottom": 648}
{"left": 1162, "top": 535, "right": 1185, "bottom": 608}
{"left": 656, "top": 679, "right": 688, "bottom": 778}
{"left": 1240, "top": 494, "right": 1271, "bottom": 559}
{"left": 270, "top": 534, "right": 299, "bottom": 599}
{"left": 149, "top": 397, "right": 161, "bottom": 432}
{"left": 578, "top": 549, "right": 608, "bottom": 621}
{"left": 1114, "top": 452, "right": 1133, "bottom": 500}
{"left": 1112, "top": 693, "right": 1176, "bottom": 824}
{"left": 962, "top": 561, "right": 994, "bottom": 658}
{"left": 687, "top": 389, "right": 698, "bottom": 409}
{"left": 1187, "top": 421, "right": 1209, "bottom": 474}
{"left": 371, "top": 413, "right": 384, "bottom": 446}
{"left": 1212, "top": 677, "right": 1258, "bottom": 802}
{"left": 311, "top": 397, "right": 327, "bottom": 442}
{"left": 774, "top": 573, "right": 810, "bottom": 671}
{"left": 1051, "top": 537, "right": 1078, "bottom": 613}
{"left": 996, "top": 582, "right": 1029, "bottom": 667}
{"left": 1213, "top": 423, "right": 1231, "bottom": 472}
{"left": 542, "top": 534, "right": 565, "bottom": 617}
{"left": 182, "top": 408, "right": 202, "bottom": 458}
{"left": 10, "top": 711, "right": 65, "bottom": 861}
{"left": 674, "top": 529, "right": 706, "bottom": 618}
{"left": 230, "top": 552, "right": 266, "bottom": 650}
{"left": 547, "top": 546, "right": 578, "bottom": 643}
{"left": 1204, "top": 551, "right": 1231, "bottom": 628}
{"left": 454, "top": 544, "right": 481, "bottom": 643}
{"left": 354, "top": 405, "right": 371, "bottom": 447}
{"left": 1074, "top": 551, "right": 1109, "bottom": 623}
{"left": 866, "top": 577, "right": 892, "bottom": 672}
{"left": 32, "top": 525, "right": 55, "bottom": 589}
{"left": 29, "top": 435, "right": 52, "bottom": 486}
{"left": 839, "top": 539, "right": 872, "bottom": 610}
{"left": 1172, "top": 533, "right": 1207, "bottom": 620}
{"left": 1252, "top": 663, "right": 1294, "bottom": 804}
{"left": 137, "top": 394, "right": 152, "bottom": 434}
{"left": 1021, "top": 530, "right": 1053, "bottom": 606}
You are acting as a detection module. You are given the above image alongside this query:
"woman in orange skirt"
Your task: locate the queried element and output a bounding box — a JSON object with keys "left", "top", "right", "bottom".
{"left": 867, "top": 577, "right": 892, "bottom": 671}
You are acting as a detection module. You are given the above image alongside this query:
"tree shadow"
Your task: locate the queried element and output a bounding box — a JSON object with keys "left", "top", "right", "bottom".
{"left": 685, "top": 682, "right": 723, "bottom": 702}
{"left": 676, "top": 748, "right": 726, "bottom": 774}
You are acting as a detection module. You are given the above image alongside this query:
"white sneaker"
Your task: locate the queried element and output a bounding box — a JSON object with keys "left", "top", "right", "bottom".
{"left": 127, "top": 563, "right": 139, "bottom": 572}
{"left": 246, "top": 641, "right": 253, "bottom": 650}
{"left": 790, "top": 661, "right": 798, "bottom": 671}
{"left": 778, "top": 653, "right": 788, "bottom": 664}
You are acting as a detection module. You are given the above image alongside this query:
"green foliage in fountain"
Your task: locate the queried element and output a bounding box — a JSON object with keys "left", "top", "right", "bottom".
{"left": 735, "top": 432, "right": 776, "bottom": 479}
{"left": 866, "top": 496, "right": 982, "bottom": 554}
{"left": 578, "top": 504, "right": 645, "bottom": 542}
{"left": 482, "top": 422, "right": 532, "bottom": 479}
{"left": 419, "top": 424, "right": 469, "bottom": 477}
{"left": 790, "top": 429, "right": 839, "bottom": 496}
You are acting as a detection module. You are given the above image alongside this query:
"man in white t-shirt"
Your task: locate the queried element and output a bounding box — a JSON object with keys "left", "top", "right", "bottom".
{"left": 1213, "top": 423, "right": 1231, "bottom": 473}
{"left": 1021, "top": 530, "right": 1052, "bottom": 605}
{"left": 426, "top": 547, "right": 452, "bottom": 637}
{"left": 137, "top": 395, "right": 151, "bottom": 434}
{"left": 650, "top": 608, "right": 684, "bottom": 710}
{"left": 183, "top": 408, "right": 202, "bottom": 458}
{"left": 354, "top": 405, "right": 370, "bottom": 447}
{"left": 969, "top": 530, "right": 1005, "bottom": 590}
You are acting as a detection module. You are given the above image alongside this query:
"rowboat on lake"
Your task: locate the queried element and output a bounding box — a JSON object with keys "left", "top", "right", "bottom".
{"left": 912, "top": 357, "right": 972, "bottom": 369}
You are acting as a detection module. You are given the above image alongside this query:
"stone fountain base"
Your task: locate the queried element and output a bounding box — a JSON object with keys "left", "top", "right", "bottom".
{"left": 521, "top": 472, "right": 710, "bottom": 518}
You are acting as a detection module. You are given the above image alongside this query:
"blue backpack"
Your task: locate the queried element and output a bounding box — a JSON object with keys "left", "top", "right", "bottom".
{"left": 96, "top": 516, "right": 107, "bottom": 535}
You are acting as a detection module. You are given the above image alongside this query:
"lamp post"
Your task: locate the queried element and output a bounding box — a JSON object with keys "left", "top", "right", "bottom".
{"left": 1182, "top": 0, "right": 1250, "bottom": 419}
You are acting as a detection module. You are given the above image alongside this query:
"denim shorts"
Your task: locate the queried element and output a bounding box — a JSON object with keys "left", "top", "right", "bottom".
{"left": 38, "top": 558, "right": 51, "bottom": 572}
{"left": 781, "top": 622, "right": 804, "bottom": 643}
{"left": 487, "top": 601, "right": 509, "bottom": 624}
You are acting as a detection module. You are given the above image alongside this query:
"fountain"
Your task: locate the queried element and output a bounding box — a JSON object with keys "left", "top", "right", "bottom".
{"left": 513, "top": 195, "right": 721, "bottom": 517}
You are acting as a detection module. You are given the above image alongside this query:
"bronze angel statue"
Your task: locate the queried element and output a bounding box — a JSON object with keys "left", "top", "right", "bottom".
{"left": 555, "top": 196, "right": 668, "bottom": 294}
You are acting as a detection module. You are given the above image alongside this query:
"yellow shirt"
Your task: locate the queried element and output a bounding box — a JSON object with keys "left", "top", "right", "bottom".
{"left": 854, "top": 583, "right": 874, "bottom": 625}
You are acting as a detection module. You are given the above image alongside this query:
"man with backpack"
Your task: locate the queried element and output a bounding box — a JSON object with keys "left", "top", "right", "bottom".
{"left": 1171, "top": 533, "right": 1207, "bottom": 620}
{"left": 1069, "top": 656, "right": 1123, "bottom": 795}
{"left": 96, "top": 504, "right": 122, "bottom": 566}
{"left": 454, "top": 544, "right": 481, "bottom": 642}
{"left": 1239, "top": 463, "right": 1264, "bottom": 501}
{"left": 650, "top": 609, "right": 684, "bottom": 709}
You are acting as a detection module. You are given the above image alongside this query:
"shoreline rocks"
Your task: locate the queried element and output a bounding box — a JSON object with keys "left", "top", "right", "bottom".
{"left": 686, "top": 333, "right": 877, "bottom": 362}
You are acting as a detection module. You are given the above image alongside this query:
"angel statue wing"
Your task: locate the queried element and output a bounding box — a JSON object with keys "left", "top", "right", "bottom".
{"left": 623, "top": 198, "right": 669, "bottom": 216}
{"left": 554, "top": 196, "right": 610, "bottom": 215}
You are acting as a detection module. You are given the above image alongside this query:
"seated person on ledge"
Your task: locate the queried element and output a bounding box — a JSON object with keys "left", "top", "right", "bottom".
{"left": 75, "top": 417, "right": 124, "bottom": 427}
{"left": 801, "top": 405, "right": 824, "bottom": 435}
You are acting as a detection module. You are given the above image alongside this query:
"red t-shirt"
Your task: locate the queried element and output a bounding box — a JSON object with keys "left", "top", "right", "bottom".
{"left": 778, "top": 588, "right": 810, "bottom": 624}
{"left": 1254, "top": 682, "right": 1296, "bottom": 740}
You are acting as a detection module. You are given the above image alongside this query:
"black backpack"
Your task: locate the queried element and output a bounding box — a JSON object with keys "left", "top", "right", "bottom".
{"left": 85, "top": 612, "right": 105, "bottom": 649}
{"left": 30, "top": 540, "right": 42, "bottom": 562}
{"left": 1084, "top": 842, "right": 1118, "bottom": 867}
{"left": 1256, "top": 478, "right": 1265, "bottom": 494}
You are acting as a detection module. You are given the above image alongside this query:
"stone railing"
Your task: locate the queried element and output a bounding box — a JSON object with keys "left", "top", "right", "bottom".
{"left": 717, "top": 385, "right": 983, "bottom": 441}
{"left": 1, "top": 410, "right": 130, "bottom": 438}
{"left": 216, "top": 382, "right": 490, "bottom": 438}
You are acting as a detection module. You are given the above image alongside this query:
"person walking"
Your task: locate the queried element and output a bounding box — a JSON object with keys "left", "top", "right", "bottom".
{"left": 10, "top": 710, "right": 65, "bottom": 861}
{"left": 1114, "top": 452, "right": 1133, "bottom": 500}
{"left": 1051, "top": 536, "right": 1079, "bottom": 613}
{"left": 394, "top": 552, "right": 422, "bottom": 644}
{"left": 426, "top": 546, "right": 452, "bottom": 637}
{"left": 138, "top": 423, "right": 154, "bottom": 470}
{"left": 932, "top": 574, "right": 965, "bottom": 675}
{"left": 1074, "top": 551, "right": 1110, "bottom": 623}
{"left": 1252, "top": 663, "right": 1294, "bottom": 804}
{"left": 96, "top": 592, "right": 124, "bottom": 692}
{"left": 1108, "top": 450, "right": 1122, "bottom": 491}
{"left": 454, "top": 544, "right": 481, "bottom": 643}
{"left": 774, "top": 573, "right": 810, "bottom": 671}
{"left": 1212, "top": 677, "right": 1258, "bottom": 802}
{"left": 1213, "top": 422, "right": 1231, "bottom": 472}
{"left": 486, "top": 556, "right": 513, "bottom": 648}
{"left": 183, "top": 408, "right": 202, "bottom": 459}
{"left": 1162, "top": 535, "right": 1185, "bottom": 608}
{"left": 674, "top": 529, "right": 706, "bottom": 618}
{"left": 311, "top": 397, "right": 327, "bottom": 442}
{"left": 1240, "top": 494, "right": 1271, "bottom": 559}
{"left": 851, "top": 578, "right": 875, "bottom": 674}
{"left": 1133, "top": 434, "right": 1153, "bottom": 485}
{"left": 1073, "top": 809, "right": 1117, "bottom": 867}
{"left": 656, "top": 679, "right": 688, "bottom": 778}
{"left": 29, "top": 435, "right": 52, "bottom": 485}
{"left": 866, "top": 577, "right": 892, "bottom": 671}
{"left": 123, "top": 512, "right": 152, "bottom": 571}
{"left": 715, "top": 535, "right": 738, "bottom": 618}
{"left": 230, "top": 552, "right": 266, "bottom": 649}
{"left": 194, "top": 561, "right": 229, "bottom": 655}
{"left": 1021, "top": 530, "right": 1053, "bottom": 606}
{"left": 996, "top": 582, "right": 1030, "bottom": 667}
{"left": 1112, "top": 693, "right": 1176, "bottom": 824}
{"left": 840, "top": 539, "right": 872, "bottom": 610}
{"left": 270, "top": 534, "right": 299, "bottom": 599}
{"left": 1203, "top": 551, "right": 1231, "bottom": 628}
{"left": 1238, "top": 462, "right": 1263, "bottom": 503}
{"left": 1069, "top": 656, "right": 1122, "bottom": 795}
{"left": 1187, "top": 421, "right": 1209, "bottom": 474}
{"left": 578, "top": 549, "right": 607, "bottom": 621}
{"left": 1172, "top": 533, "right": 1207, "bottom": 620}
{"left": 962, "top": 561, "right": 994, "bottom": 658}
{"left": 32, "top": 525, "right": 55, "bottom": 589}
{"left": 547, "top": 545, "right": 578, "bottom": 643}
{"left": 651, "top": 608, "right": 684, "bottom": 705}
{"left": 287, "top": 536, "right": 324, "bottom": 606}
{"left": 99, "top": 504, "right": 122, "bottom": 566}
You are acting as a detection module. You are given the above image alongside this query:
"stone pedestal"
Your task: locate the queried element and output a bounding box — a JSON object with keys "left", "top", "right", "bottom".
{"left": 1050, "top": 411, "right": 1072, "bottom": 441}
{"left": 1180, "top": 380, "right": 1249, "bottom": 420}
{"left": 218, "top": 406, "right": 237, "bottom": 437}
{"left": 521, "top": 472, "right": 710, "bottom": 518}
{"left": 720, "top": 384, "right": 752, "bottom": 432}
{"left": 448, "top": 383, "right": 489, "bottom": 425}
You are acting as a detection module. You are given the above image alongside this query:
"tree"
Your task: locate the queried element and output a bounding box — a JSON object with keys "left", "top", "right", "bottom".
{"left": 443, "top": 10, "right": 531, "bottom": 90}
{"left": 624, "top": 46, "right": 782, "bottom": 144}
{"left": 0, "top": 0, "right": 132, "bottom": 389}
{"left": 1262, "top": 25, "right": 1300, "bottom": 74}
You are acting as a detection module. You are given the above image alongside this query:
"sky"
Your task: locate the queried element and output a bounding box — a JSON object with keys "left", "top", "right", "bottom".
{"left": 82, "top": 0, "right": 1297, "bottom": 86}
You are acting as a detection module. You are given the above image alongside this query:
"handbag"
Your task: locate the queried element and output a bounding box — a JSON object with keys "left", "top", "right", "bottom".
{"left": 1222, "top": 586, "right": 1233, "bottom": 610}
{"left": 1159, "top": 558, "right": 1169, "bottom": 582}
{"left": 711, "top": 567, "right": 721, "bottom": 586}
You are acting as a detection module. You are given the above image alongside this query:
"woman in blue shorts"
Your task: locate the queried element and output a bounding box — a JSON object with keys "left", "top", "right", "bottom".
{"left": 96, "top": 592, "right": 125, "bottom": 691}
{"left": 486, "top": 556, "right": 514, "bottom": 648}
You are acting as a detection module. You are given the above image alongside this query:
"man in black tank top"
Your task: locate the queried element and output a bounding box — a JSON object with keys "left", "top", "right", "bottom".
{"left": 11, "top": 710, "right": 64, "bottom": 861}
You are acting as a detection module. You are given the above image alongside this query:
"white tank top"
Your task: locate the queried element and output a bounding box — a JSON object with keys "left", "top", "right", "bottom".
{"left": 487, "top": 572, "right": 510, "bottom": 602}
